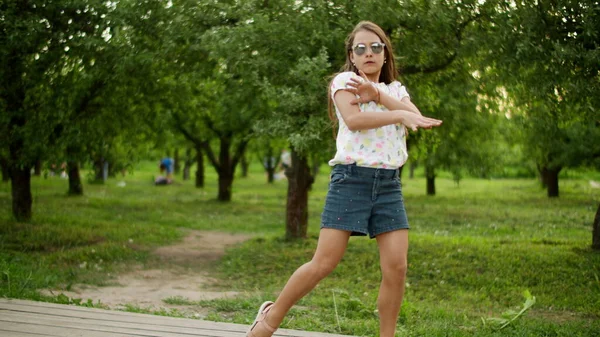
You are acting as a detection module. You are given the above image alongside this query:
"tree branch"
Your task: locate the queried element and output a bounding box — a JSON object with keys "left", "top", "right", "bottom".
{"left": 201, "top": 140, "right": 220, "bottom": 171}
{"left": 202, "top": 115, "right": 223, "bottom": 137}
{"left": 231, "top": 139, "right": 250, "bottom": 171}
{"left": 172, "top": 113, "right": 202, "bottom": 145}
{"left": 74, "top": 79, "right": 105, "bottom": 118}
{"left": 400, "top": 12, "right": 484, "bottom": 75}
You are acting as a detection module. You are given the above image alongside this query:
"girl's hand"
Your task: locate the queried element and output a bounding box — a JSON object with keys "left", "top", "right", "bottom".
{"left": 399, "top": 111, "right": 443, "bottom": 131}
{"left": 345, "top": 70, "right": 380, "bottom": 104}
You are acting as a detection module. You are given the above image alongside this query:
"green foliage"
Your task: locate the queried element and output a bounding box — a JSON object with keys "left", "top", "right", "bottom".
{"left": 483, "top": 290, "right": 536, "bottom": 330}
{"left": 0, "top": 0, "right": 113, "bottom": 166}
{"left": 408, "top": 59, "right": 505, "bottom": 182}
{"left": 484, "top": 0, "right": 600, "bottom": 173}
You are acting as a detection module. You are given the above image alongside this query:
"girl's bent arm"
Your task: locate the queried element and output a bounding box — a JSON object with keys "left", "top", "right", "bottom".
{"left": 345, "top": 71, "right": 422, "bottom": 115}
{"left": 335, "top": 90, "right": 443, "bottom": 132}
{"left": 334, "top": 90, "right": 403, "bottom": 131}
{"left": 379, "top": 94, "right": 422, "bottom": 116}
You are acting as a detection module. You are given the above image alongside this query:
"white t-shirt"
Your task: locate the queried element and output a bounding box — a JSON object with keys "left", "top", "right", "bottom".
{"left": 328, "top": 71, "right": 410, "bottom": 169}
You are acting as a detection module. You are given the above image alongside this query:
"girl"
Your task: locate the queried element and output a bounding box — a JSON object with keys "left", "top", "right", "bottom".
{"left": 246, "top": 21, "right": 442, "bottom": 337}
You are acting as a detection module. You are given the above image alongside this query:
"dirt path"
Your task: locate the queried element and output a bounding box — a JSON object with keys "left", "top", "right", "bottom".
{"left": 44, "top": 230, "right": 252, "bottom": 317}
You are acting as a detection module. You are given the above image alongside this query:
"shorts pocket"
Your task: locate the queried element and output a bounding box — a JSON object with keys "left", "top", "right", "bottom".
{"left": 330, "top": 172, "right": 347, "bottom": 184}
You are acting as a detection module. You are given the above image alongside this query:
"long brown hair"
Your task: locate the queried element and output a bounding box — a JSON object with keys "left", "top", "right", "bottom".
{"left": 327, "top": 21, "right": 399, "bottom": 126}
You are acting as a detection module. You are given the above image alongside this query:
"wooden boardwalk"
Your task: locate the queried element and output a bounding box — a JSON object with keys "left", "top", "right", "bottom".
{"left": 0, "top": 299, "right": 358, "bottom": 337}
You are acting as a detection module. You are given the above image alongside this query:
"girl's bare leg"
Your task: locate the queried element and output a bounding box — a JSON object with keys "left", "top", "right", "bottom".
{"left": 375, "top": 229, "right": 409, "bottom": 337}
{"left": 250, "top": 228, "right": 351, "bottom": 337}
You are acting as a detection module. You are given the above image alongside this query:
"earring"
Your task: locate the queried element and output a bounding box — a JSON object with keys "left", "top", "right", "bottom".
{"left": 384, "top": 59, "right": 387, "bottom": 64}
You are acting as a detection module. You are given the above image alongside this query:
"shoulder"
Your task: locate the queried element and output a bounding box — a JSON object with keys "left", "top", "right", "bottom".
{"left": 387, "top": 80, "right": 404, "bottom": 89}
{"left": 331, "top": 71, "right": 359, "bottom": 88}
{"left": 334, "top": 71, "right": 358, "bottom": 81}
{"left": 387, "top": 80, "right": 410, "bottom": 99}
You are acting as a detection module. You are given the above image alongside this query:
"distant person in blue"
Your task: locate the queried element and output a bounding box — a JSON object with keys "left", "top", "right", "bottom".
{"left": 156, "top": 157, "right": 174, "bottom": 185}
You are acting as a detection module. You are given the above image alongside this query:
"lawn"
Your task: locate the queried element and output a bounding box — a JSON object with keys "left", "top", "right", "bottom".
{"left": 1, "top": 161, "right": 599, "bottom": 336}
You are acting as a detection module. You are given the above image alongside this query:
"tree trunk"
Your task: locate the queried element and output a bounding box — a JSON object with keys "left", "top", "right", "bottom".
{"left": 409, "top": 161, "right": 417, "bottom": 179}
{"left": 311, "top": 153, "right": 321, "bottom": 178}
{"left": 240, "top": 153, "right": 249, "bottom": 178}
{"left": 285, "top": 149, "right": 314, "bottom": 239}
{"left": 218, "top": 172, "right": 234, "bottom": 201}
{"left": 67, "top": 161, "right": 83, "bottom": 195}
{"left": 183, "top": 148, "right": 193, "bottom": 181}
{"left": 11, "top": 166, "right": 32, "bottom": 221}
{"left": 0, "top": 157, "right": 9, "bottom": 182}
{"left": 34, "top": 159, "right": 42, "bottom": 176}
{"left": 592, "top": 203, "right": 600, "bottom": 250}
{"left": 195, "top": 144, "right": 204, "bottom": 188}
{"left": 541, "top": 166, "right": 561, "bottom": 197}
{"left": 93, "top": 158, "right": 104, "bottom": 183}
{"left": 263, "top": 147, "right": 278, "bottom": 184}
{"left": 174, "top": 148, "right": 180, "bottom": 175}
{"left": 9, "top": 118, "right": 33, "bottom": 220}
{"left": 217, "top": 139, "right": 233, "bottom": 201}
{"left": 537, "top": 164, "right": 548, "bottom": 189}
{"left": 183, "top": 163, "right": 190, "bottom": 180}
{"left": 398, "top": 165, "right": 404, "bottom": 182}
{"left": 267, "top": 167, "right": 276, "bottom": 183}
{"left": 426, "top": 165, "right": 436, "bottom": 196}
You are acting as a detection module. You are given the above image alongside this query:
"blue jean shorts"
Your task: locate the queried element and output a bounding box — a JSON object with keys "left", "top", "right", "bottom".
{"left": 320, "top": 164, "right": 409, "bottom": 238}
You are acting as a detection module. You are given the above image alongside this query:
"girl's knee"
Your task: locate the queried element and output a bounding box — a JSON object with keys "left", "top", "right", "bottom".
{"left": 382, "top": 261, "right": 407, "bottom": 280}
{"left": 310, "top": 259, "right": 338, "bottom": 279}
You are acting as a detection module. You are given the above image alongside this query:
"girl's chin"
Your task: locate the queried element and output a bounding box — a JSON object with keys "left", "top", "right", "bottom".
{"left": 360, "top": 66, "right": 380, "bottom": 74}
{"left": 361, "top": 63, "right": 380, "bottom": 70}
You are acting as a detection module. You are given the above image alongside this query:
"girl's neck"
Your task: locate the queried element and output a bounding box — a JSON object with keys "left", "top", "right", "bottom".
{"left": 366, "top": 71, "right": 380, "bottom": 83}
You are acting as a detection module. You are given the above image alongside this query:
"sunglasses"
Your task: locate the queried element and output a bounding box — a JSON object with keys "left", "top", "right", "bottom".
{"left": 352, "top": 42, "right": 386, "bottom": 56}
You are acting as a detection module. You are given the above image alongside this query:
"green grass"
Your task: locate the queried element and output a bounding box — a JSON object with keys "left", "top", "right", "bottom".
{"left": 1, "top": 161, "right": 599, "bottom": 336}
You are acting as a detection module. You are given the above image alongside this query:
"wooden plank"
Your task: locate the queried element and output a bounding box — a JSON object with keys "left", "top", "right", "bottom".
{"left": 0, "top": 311, "right": 243, "bottom": 337}
{"left": 1, "top": 321, "right": 150, "bottom": 337}
{"left": 0, "top": 300, "right": 246, "bottom": 332}
{"left": 0, "top": 330, "right": 55, "bottom": 337}
{"left": 0, "top": 299, "right": 358, "bottom": 337}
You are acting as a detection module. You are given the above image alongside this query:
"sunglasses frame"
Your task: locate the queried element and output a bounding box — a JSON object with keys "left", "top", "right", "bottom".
{"left": 352, "top": 42, "right": 386, "bottom": 56}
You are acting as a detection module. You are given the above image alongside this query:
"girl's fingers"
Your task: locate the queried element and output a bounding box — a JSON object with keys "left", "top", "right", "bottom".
{"left": 420, "top": 118, "right": 442, "bottom": 125}
{"left": 359, "top": 70, "right": 369, "bottom": 81}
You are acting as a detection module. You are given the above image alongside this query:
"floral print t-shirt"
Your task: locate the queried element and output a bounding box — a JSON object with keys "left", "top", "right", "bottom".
{"left": 329, "top": 71, "right": 410, "bottom": 169}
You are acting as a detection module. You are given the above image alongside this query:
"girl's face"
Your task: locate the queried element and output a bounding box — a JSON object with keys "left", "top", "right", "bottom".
{"left": 350, "top": 30, "right": 385, "bottom": 81}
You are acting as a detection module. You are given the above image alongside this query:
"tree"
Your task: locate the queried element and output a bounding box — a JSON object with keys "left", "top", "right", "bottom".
{"left": 487, "top": 0, "right": 600, "bottom": 197}
{"left": 593, "top": 203, "right": 600, "bottom": 251}
{"left": 0, "top": 0, "right": 115, "bottom": 220}
{"left": 375, "top": 0, "right": 503, "bottom": 195}
{"left": 206, "top": 0, "right": 498, "bottom": 236}
{"left": 235, "top": 2, "right": 341, "bottom": 239}
{"left": 250, "top": 138, "right": 286, "bottom": 184}
{"left": 407, "top": 59, "right": 504, "bottom": 195}
{"left": 151, "top": 0, "right": 256, "bottom": 200}
{"left": 0, "top": 151, "right": 9, "bottom": 183}
{"left": 263, "top": 51, "right": 332, "bottom": 238}
{"left": 49, "top": 0, "right": 171, "bottom": 193}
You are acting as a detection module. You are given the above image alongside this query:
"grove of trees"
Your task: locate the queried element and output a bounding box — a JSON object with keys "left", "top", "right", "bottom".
{"left": 1, "top": 0, "right": 598, "bottom": 245}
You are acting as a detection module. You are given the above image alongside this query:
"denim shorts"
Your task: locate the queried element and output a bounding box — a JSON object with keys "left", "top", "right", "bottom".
{"left": 321, "top": 164, "right": 409, "bottom": 238}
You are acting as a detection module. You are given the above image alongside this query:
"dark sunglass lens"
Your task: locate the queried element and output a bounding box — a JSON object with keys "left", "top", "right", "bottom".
{"left": 354, "top": 45, "right": 366, "bottom": 55}
{"left": 371, "top": 43, "right": 384, "bottom": 54}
